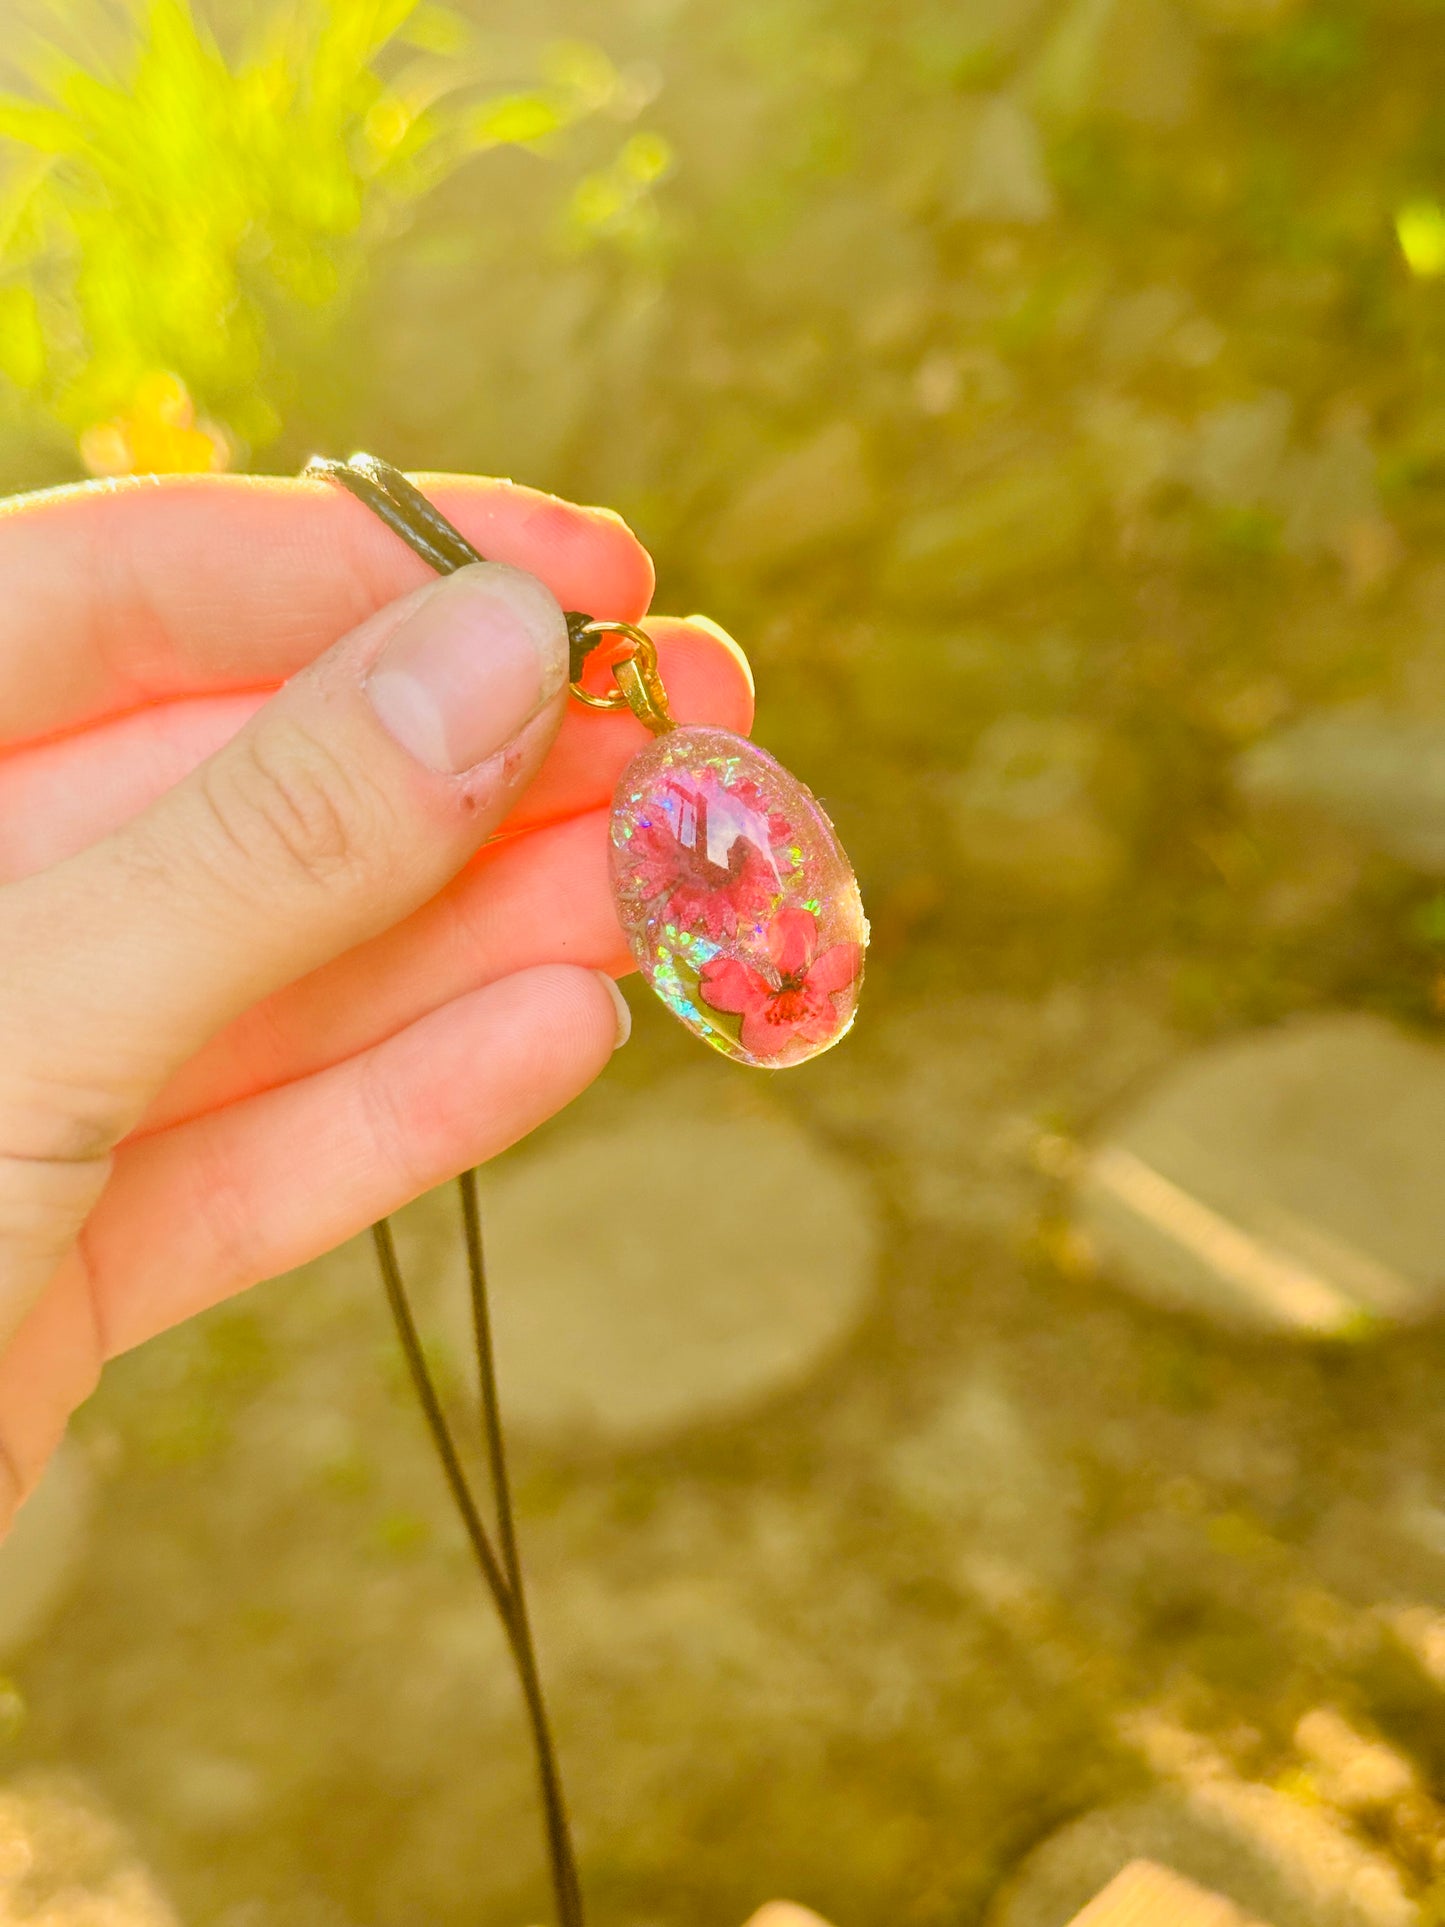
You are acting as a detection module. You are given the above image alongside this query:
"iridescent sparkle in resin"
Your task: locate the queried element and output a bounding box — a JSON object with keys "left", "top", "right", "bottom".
{"left": 610, "top": 726, "right": 867, "bottom": 1068}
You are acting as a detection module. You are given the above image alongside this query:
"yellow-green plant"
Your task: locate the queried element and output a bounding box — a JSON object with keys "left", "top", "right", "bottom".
{"left": 0, "top": 0, "right": 640, "bottom": 464}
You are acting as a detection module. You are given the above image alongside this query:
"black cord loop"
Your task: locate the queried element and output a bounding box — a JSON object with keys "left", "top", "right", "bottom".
{"left": 304, "top": 454, "right": 600, "bottom": 681}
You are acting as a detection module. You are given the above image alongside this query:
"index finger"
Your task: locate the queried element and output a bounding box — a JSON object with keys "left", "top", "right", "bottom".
{"left": 0, "top": 470, "right": 654, "bottom": 746}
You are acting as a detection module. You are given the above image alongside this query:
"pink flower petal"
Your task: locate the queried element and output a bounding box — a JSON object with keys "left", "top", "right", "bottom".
{"left": 698, "top": 956, "right": 771, "bottom": 1018}
{"left": 737, "top": 1007, "right": 798, "bottom": 1058}
{"left": 804, "top": 941, "right": 863, "bottom": 996}
{"left": 767, "top": 907, "right": 819, "bottom": 978}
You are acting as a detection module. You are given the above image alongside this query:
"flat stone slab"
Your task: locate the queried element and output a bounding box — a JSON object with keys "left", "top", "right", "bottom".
{"left": 989, "top": 1787, "right": 1416, "bottom": 1927}
{"left": 1075, "top": 1013, "right": 1445, "bottom": 1336}
{"left": 1067, "top": 1861, "right": 1269, "bottom": 1927}
{"left": 888, "top": 1368, "right": 1081, "bottom": 1598}
{"left": 1238, "top": 709, "right": 1445, "bottom": 873}
{"left": 0, "top": 1772, "right": 179, "bottom": 1924}
{"left": 398, "top": 1078, "right": 879, "bottom": 1444}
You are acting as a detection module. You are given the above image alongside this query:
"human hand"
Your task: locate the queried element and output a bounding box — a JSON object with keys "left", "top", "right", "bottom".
{"left": 0, "top": 473, "right": 752, "bottom": 1527}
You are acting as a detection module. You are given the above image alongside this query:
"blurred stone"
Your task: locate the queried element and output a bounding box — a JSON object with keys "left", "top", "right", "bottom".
{"left": 944, "top": 715, "right": 1123, "bottom": 902}
{"left": 881, "top": 457, "right": 1091, "bottom": 606}
{"left": 1239, "top": 708, "right": 1445, "bottom": 873}
{"left": 0, "top": 1443, "right": 92, "bottom": 1659}
{"left": 1252, "top": 827, "right": 1363, "bottom": 935}
{"left": 1066, "top": 1861, "right": 1267, "bottom": 1926}
{"left": 754, "top": 193, "right": 938, "bottom": 318}
{"left": 857, "top": 286, "right": 933, "bottom": 355}
{"left": 1079, "top": 393, "right": 1188, "bottom": 516}
{"left": 1027, "top": 0, "right": 1123, "bottom": 123}
{"left": 0, "top": 1772, "right": 179, "bottom": 1924}
{"left": 811, "top": 988, "right": 1174, "bottom": 1241}
{"left": 1075, "top": 1013, "right": 1445, "bottom": 1336}
{"left": 705, "top": 422, "right": 876, "bottom": 575}
{"left": 915, "top": 349, "right": 962, "bottom": 416}
{"left": 889, "top": 1369, "right": 1081, "bottom": 1599}
{"left": 1386, "top": 1606, "right": 1445, "bottom": 1691}
{"left": 916, "top": 347, "right": 1020, "bottom": 428}
{"left": 991, "top": 1783, "right": 1415, "bottom": 1926}
{"left": 840, "top": 623, "right": 1008, "bottom": 757}
{"left": 1241, "top": 414, "right": 1404, "bottom": 597}
{"left": 1398, "top": 564, "right": 1445, "bottom": 711}
{"left": 1173, "top": 316, "right": 1227, "bottom": 368}
{"left": 1188, "top": 393, "right": 1293, "bottom": 511}
{"left": 1092, "top": 0, "right": 1203, "bottom": 128}
{"left": 1294, "top": 1710, "right": 1417, "bottom": 1816}
{"left": 406, "top": 1080, "right": 878, "bottom": 1443}
{"left": 161, "top": 1752, "right": 268, "bottom": 1835}
{"left": 1281, "top": 420, "right": 1395, "bottom": 585}
{"left": 1100, "top": 285, "right": 1190, "bottom": 368}
{"left": 906, "top": 0, "right": 1052, "bottom": 82}
{"left": 952, "top": 96, "right": 1055, "bottom": 224}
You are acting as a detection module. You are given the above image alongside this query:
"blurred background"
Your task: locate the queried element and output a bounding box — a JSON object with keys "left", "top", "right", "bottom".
{"left": 5, "top": 0, "right": 1445, "bottom": 1921}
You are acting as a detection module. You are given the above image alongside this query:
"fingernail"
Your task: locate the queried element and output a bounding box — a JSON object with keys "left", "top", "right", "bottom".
{"left": 366, "top": 563, "right": 569, "bottom": 773}
{"left": 595, "top": 972, "right": 632, "bottom": 1049}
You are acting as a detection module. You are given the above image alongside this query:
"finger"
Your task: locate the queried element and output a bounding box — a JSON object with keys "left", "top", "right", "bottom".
{"left": 0, "top": 563, "right": 571, "bottom": 1341}
{"left": 0, "top": 964, "right": 625, "bottom": 1516}
{"left": 142, "top": 807, "right": 624, "bottom": 1131}
{"left": 0, "top": 1253, "right": 97, "bottom": 1512}
{"left": 0, "top": 692, "right": 258, "bottom": 881}
{"left": 0, "top": 616, "right": 755, "bottom": 882}
{"left": 0, "top": 471, "right": 653, "bottom": 745}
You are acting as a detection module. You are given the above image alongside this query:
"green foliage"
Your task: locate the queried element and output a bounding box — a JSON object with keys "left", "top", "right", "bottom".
{"left": 0, "top": 0, "right": 647, "bottom": 456}
{"left": 1245, "top": 4, "right": 1366, "bottom": 90}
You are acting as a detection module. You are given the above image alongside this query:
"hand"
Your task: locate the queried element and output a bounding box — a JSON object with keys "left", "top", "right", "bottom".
{"left": 0, "top": 473, "right": 752, "bottom": 1527}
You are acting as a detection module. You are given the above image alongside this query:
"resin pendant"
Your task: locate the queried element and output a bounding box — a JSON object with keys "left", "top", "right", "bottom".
{"left": 610, "top": 725, "right": 867, "bottom": 1068}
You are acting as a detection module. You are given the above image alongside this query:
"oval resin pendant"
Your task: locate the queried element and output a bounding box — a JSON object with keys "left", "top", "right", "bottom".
{"left": 610, "top": 726, "right": 868, "bottom": 1068}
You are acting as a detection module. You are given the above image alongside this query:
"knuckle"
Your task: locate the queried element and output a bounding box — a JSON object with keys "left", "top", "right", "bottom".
{"left": 197, "top": 721, "right": 387, "bottom": 898}
{"left": 0, "top": 1018, "right": 136, "bottom": 1168}
{"left": 0, "top": 1080, "right": 127, "bottom": 1164}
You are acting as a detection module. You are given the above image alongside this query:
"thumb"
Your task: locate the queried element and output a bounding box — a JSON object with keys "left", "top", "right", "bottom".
{"left": 0, "top": 560, "right": 571, "bottom": 1167}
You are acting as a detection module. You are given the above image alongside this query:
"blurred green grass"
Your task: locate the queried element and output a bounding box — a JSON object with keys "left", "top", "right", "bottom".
{"left": 0, "top": 0, "right": 667, "bottom": 466}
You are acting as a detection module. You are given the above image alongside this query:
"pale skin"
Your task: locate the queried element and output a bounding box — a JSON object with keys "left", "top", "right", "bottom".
{"left": 0, "top": 484, "right": 840, "bottom": 1925}
{"left": 0, "top": 472, "right": 758, "bottom": 1531}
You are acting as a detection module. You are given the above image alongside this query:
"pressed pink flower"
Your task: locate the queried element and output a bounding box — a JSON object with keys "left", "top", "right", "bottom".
{"left": 698, "top": 907, "right": 862, "bottom": 1058}
{"left": 628, "top": 776, "right": 780, "bottom": 939}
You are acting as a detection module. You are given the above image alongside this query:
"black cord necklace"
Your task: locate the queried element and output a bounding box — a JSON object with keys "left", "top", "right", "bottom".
{"left": 307, "top": 456, "right": 592, "bottom": 1927}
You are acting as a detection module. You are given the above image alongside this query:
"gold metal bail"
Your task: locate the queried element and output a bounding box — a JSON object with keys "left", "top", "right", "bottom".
{"left": 568, "top": 620, "right": 675, "bottom": 735}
